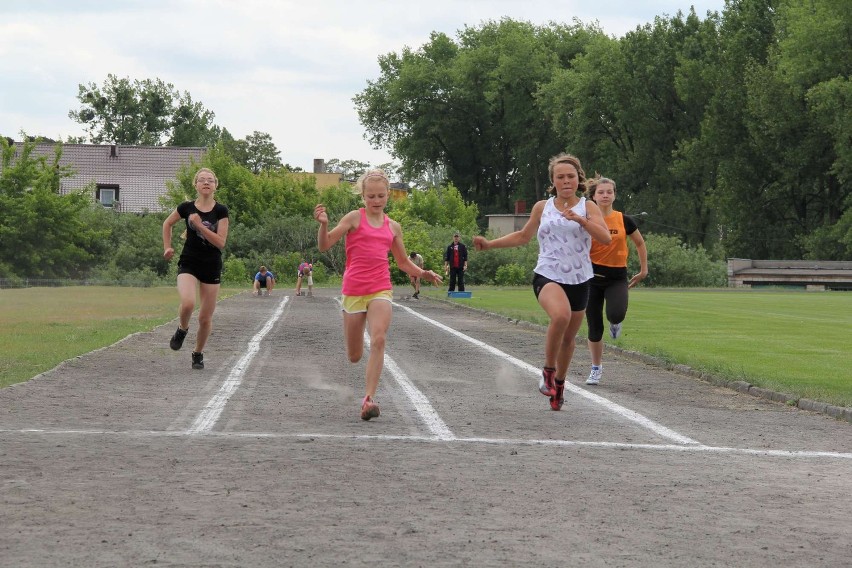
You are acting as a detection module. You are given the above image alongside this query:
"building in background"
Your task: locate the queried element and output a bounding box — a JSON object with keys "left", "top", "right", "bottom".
{"left": 486, "top": 200, "right": 530, "bottom": 235}
{"left": 5, "top": 143, "right": 205, "bottom": 213}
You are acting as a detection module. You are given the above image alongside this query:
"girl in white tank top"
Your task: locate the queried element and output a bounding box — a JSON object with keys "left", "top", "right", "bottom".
{"left": 534, "top": 197, "right": 593, "bottom": 285}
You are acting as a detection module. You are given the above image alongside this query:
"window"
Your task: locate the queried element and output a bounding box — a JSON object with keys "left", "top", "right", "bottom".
{"left": 96, "top": 184, "right": 119, "bottom": 208}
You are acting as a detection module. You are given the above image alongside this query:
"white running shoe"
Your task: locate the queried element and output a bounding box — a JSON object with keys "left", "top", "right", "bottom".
{"left": 609, "top": 322, "right": 622, "bottom": 339}
{"left": 586, "top": 366, "right": 602, "bottom": 385}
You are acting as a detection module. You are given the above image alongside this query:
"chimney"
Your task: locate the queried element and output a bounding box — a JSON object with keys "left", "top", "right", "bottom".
{"left": 313, "top": 158, "right": 325, "bottom": 173}
{"left": 514, "top": 200, "right": 527, "bottom": 214}
{"left": 109, "top": 144, "right": 118, "bottom": 158}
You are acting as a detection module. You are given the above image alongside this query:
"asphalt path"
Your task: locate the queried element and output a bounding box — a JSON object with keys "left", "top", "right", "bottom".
{"left": 1, "top": 288, "right": 850, "bottom": 567}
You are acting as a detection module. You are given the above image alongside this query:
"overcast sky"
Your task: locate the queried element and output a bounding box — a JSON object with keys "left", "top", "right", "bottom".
{"left": 1, "top": 0, "right": 724, "bottom": 171}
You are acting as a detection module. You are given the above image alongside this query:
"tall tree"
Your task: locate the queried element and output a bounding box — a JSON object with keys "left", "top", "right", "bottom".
{"left": 0, "top": 138, "right": 109, "bottom": 278}
{"left": 325, "top": 158, "right": 370, "bottom": 180}
{"left": 243, "top": 131, "right": 283, "bottom": 174}
{"left": 540, "top": 9, "right": 722, "bottom": 247}
{"left": 69, "top": 74, "right": 219, "bottom": 147}
{"left": 355, "top": 20, "right": 597, "bottom": 214}
{"left": 169, "top": 91, "right": 220, "bottom": 147}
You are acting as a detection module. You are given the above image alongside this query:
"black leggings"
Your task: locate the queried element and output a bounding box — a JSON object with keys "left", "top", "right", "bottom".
{"left": 586, "top": 273, "right": 628, "bottom": 342}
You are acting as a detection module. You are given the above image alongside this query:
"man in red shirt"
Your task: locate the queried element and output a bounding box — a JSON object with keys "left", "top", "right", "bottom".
{"left": 444, "top": 233, "right": 468, "bottom": 292}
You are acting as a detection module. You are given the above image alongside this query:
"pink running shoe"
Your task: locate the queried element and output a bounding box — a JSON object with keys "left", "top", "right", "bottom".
{"left": 539, "top": 367, "right": 556, "bottom": 397}
{"left": 360, "top": 395, "right": 381, "bottom": 421}
{"left": 550, "top": 380, "right": 565, "bottom": 411}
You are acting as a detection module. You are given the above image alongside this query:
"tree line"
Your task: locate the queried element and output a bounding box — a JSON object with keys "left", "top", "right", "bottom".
{"left": 354, "top": 0, "right": 851, "bottom": 260}
{"left": 0, "top": 137, "right": 723, "bottom": 287}
{"left": 3, "top": 0, "right": 848, "bottom": 285}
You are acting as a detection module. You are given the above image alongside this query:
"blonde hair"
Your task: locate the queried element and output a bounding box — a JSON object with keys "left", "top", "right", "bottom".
{"left": 193, "top": 167, "right": 218, "bottom": 186}
{"left": 546, "top": 153, "right": 586, "bottom": 195}
{"left": 585, "top": 174, "right": 616, "bottom": 201}
{"left": 354, "top": 168, "right": 390, "bottom": 195}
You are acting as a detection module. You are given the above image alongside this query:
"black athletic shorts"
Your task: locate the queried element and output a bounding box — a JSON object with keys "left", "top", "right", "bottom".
{"left": 178, "top": 256, "right": 222, "bottom": 285}
{"left": 532, "top": 272, "right": 590, "bottom": 311}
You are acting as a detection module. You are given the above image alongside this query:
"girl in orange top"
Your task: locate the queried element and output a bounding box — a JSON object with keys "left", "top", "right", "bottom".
{"left": 584, "top": 176, "right": 648, "bottom": 386}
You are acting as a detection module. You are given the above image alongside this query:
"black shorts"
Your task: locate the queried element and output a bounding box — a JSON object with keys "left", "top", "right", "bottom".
{"left": 178, "top": 256, "right": 222, "bottom": 285}
{"left": 532, "top": 273, "right": 590, "bottom": 311}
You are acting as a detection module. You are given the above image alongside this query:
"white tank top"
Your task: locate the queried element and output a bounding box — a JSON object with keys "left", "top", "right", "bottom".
{"left": 534, "top": 197, "right": 593, "bottom": 285}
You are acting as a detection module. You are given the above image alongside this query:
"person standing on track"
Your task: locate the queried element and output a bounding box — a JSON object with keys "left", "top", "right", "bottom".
{"left": 584, "top": 175, "right": 648, "bottom": 385}
{"left": 162, "top": 167, "right": 229, "bottom": 370}
{"left": 473, "top": 153, "right": 611, "bottom": 410}
{"left": 314, "top": 168, "right": 442, "bottom": 420}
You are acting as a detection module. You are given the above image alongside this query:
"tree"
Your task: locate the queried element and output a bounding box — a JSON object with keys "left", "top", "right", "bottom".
{"left": 169, "top": 91, "right": 220, "bottom": 147}
{"left": 243, "top": 131, "right": 282, "bottom": 173}
{"left": 540, "top": 9, "right": 722, "bottom": 248}
{"left": 216, "top": 130, "right": 283, "bottom": 174}
{"left": 0, "top": 138, "right": 110, "bottom": 278}
{"left": 69, "top": 74, "right": 219, "bottom": 147}
{"left": 355, "top": 20, "right": 597, "bottom": 214}
{"left": 325, "top": 158, "right": 370, "bottom": 180}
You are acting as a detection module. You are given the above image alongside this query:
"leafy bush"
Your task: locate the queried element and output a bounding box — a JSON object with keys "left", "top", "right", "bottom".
{"left": 635, "top": 233, "right": 726, "bottom": 287}
{"left": 222, "top": 257, "right": 249, "bottom": 285}
{"left": 468, "top": 240, "right": 538, "bottom": 285}
{"left": 495, "top": 263, "right": 530, "bottom": 286}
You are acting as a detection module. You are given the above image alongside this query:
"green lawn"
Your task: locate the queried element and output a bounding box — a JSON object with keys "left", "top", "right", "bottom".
{"left": 2, "top": 285, "right": 850, "bottom": 408}
{"left": 419, "top": 286, "right": 852, "bottom": 407}
{"left": 0, "top": 286, "right": 241, "bottom": 388}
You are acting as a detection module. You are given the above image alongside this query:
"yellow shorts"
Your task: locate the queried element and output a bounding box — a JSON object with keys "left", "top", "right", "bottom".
{"left": 341, "top": 290, "right": 393, "bottom": 313}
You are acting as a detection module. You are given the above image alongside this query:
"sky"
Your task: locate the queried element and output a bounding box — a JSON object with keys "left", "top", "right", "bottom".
{"left": 0, "top": 0, "right": 725, "bottom": 172}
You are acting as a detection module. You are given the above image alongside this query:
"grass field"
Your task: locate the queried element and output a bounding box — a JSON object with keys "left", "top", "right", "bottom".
{"left": 419, "top": 286, "right": 852, "bottom": 408}
{"left": 0, "top": 286, "right": 241, "bottom": 388}
{"left": 2, "top": 286, "right": 850, "bottom": 408}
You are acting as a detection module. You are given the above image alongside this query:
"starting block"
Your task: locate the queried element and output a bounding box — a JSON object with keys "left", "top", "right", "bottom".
{"left": 447, "top": 291, "right": 472, "bottom": 299}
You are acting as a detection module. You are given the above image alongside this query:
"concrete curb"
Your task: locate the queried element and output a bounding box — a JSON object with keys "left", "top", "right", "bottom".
{"left": 418, "top": 294, "right": 852, "bottom": 425}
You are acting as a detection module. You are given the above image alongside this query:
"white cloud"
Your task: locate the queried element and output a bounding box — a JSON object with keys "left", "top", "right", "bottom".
{"left": 0, "top": 0, "right": 725, "bottom": 169}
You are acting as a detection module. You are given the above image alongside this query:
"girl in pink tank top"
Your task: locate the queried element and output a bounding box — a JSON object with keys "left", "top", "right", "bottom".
{"left": 314, "top": 169, "right": 443, "bottom": 421}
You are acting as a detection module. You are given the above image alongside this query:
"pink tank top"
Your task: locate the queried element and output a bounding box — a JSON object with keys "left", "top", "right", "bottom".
{"left": 341, "top": 208, "right": 395, "bottom": 296}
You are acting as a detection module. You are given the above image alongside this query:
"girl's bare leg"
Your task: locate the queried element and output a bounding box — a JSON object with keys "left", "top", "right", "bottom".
{"left": 176, "top": 273, "right": 198, "bottom": 330}
{"left": 363, "top": 300, "right": 392, "bottom": 398}
{"left": 536, "top": 283, "right": 573, "bottom": 369}
{"left": 195, "top": 283, "right": 220, "bottom": 353}
{"left": 342, "top": 311, "right": 367, "bottom": 364}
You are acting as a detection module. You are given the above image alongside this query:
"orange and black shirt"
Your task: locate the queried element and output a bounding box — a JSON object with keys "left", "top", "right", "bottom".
{"left": 590, "top": 211, "right": 637, "bottom": 277}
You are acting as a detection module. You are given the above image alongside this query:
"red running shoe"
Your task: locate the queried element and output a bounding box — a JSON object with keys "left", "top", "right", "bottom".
{"left": 360, "top": 395, "right": 381, "bottom": 421}
{"left": 550, "top": 380, "right": 565, "bottom": 411}
{"left": 539, "top": 367, "right": 556, "bottom": 397}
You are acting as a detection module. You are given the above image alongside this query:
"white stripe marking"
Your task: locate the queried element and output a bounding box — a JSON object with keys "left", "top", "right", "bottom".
{"left": 363, "top": 331, "right": 455, "bottom": 440}
{"left": 395, "top": 302, "right": 700, "bottom": 445}
{"left": 187, "top": 295, "right": 289, "bottom": 434}
{"left": 3, "top": 429, "right": 851, "bottom": 460}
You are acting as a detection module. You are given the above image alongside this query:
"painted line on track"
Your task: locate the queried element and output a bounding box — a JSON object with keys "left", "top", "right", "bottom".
{"left": 3, "top": 428, "right": 851, "bottom": 461}
{"left": 394, "top": 302, "right": 701, "bottom": 446}
{"left": 186, "top": 295, "right": 290, "bottom": 434}
{"left": 359, "top": 311, "right": 455, "bottom": 440}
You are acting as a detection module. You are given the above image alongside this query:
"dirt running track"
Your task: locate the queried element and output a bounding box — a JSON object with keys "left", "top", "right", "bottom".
{"left": 1, "top": 288, "right": 850, "bottom": 567}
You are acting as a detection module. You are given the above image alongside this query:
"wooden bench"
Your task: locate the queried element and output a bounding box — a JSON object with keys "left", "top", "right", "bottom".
{"left": 727, "top": 259, "right": 852, "bottom": 291}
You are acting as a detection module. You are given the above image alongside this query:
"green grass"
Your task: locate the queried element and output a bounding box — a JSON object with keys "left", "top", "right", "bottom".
{"left": 419, "top": 286, "right": 852, "bottom": 407}
{"left": 0, "top": 286, "right": 241, "bottom": 388}
{"left": 3, "top": 285, "right": 851, "bottom": 408}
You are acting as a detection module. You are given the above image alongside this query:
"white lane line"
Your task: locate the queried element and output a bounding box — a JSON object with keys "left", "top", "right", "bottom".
{"left": 363, "top": 331, "right": 455, "bottom": 440}
{"left": 186, "top": 295, "right": 290, "bottom": 434}
{"left": 394, "top": 302, "right": 701, "bottom": 446}
{"left": 3, "top": 429, "right": 851, "bottom": 460}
